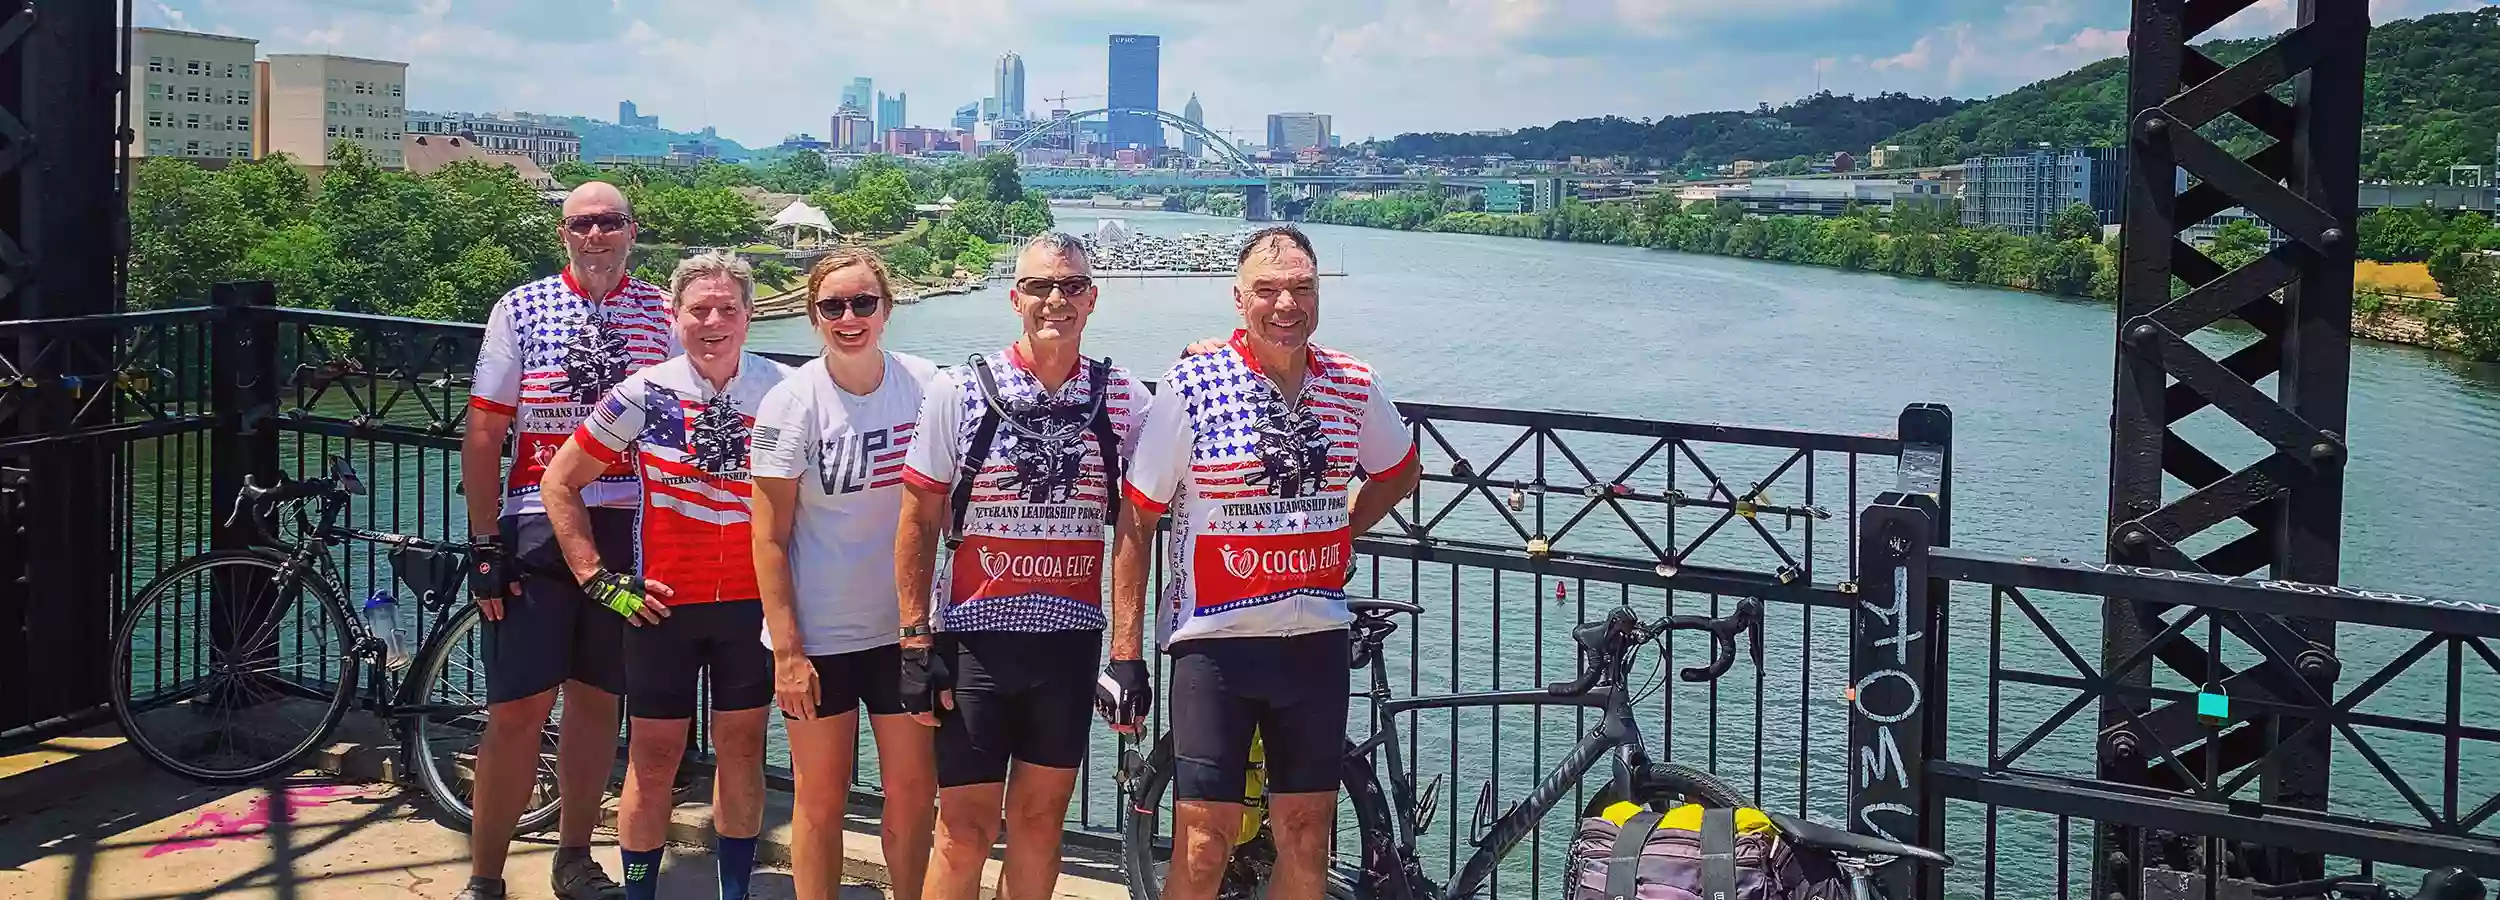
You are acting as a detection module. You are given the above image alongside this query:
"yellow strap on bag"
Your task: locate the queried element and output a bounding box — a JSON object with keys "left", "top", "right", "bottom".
{"left": 1238, "top": 728, "right": 1267, "bottom": 846}
{"left": 1600, "top": 801, "right": 1780, "bottom": 836}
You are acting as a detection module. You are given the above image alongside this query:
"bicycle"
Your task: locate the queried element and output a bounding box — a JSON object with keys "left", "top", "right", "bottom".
{"left": 2252, "top": 869, "right": 2487, "bottom": 900}
{"left": 1118, "top": 597, "right": 1953, "bottom": 899}
{"left": 110, "top": 456, "right": 563, "bottom": 833}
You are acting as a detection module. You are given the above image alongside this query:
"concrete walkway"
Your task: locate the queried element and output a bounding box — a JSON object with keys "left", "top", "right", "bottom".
{"left": 0, "top": 731, "right": 1128, "bottom": 900}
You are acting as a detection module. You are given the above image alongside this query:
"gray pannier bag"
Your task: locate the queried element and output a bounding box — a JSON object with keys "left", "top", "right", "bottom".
{"left": 1566, "top": 806, "right": 1854, "bottom": 900}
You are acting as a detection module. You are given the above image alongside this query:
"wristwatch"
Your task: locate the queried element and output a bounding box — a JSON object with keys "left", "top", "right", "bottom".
{"left": 899, "top": 623, "right": 933, "bottom": 638}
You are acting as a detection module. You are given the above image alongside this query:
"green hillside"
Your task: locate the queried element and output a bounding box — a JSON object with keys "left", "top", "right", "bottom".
{"left": 1882, "top": 7, "right": 2500, "bottom": 180}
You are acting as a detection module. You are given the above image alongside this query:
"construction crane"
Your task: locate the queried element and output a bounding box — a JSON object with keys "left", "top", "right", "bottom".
{"left": 1041, "top": 92, "right": 1103, "bottom": 113}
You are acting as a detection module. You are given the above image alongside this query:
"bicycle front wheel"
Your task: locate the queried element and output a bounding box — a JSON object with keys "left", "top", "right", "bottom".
{"left": 112, "top": 549, "right": 360, "bottom": 784}
{"left": 1119, "top": 732, "right": 1401, "bottom": 900}
{"left": 406, "top": 601, "right": 561, "bottom": 834}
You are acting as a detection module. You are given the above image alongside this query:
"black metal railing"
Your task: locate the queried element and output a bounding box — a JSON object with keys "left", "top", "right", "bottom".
{"left": 1898, "top": 543, "right": 2500, "bottom": 900}
{"left": 12, "top": 293, "right": 1953, "bottom": 900}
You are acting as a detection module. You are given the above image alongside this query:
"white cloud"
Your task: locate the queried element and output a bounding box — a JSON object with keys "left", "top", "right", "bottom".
{"left": 155, "top": 3, "right": 189, "bottom": 29}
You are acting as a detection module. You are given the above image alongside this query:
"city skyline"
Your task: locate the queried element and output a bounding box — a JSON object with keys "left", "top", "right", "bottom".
{"left": 131, "top": 0, "right": 2497, "bottom": 149}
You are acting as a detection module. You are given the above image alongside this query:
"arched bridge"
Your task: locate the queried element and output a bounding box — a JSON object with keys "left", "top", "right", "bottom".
{"left": 1006, "top": 107, "right": 1260, "bottom": 177}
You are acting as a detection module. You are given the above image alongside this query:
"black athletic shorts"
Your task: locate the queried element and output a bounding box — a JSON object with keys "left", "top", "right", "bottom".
{"left": 935, "top": 630, "right": 1101, "bottom": 788}
{"left": 790, "top": 643, "right": 907, "bottom": 720}
{"left": 623, "top": 598, "right": 772, "bottom": 720}
{"left": 484, "top": 510, "right": 633, "bottom": 705}
{"left": 1168, "top": 630, "right": 1351, "bottom": 803}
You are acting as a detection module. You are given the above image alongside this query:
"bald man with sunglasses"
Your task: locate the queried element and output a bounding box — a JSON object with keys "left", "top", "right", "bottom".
{"left": 459, "top": 181, "right": 677, "bottom": 900}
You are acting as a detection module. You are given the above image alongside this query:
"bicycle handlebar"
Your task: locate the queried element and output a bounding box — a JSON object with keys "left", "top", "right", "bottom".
{"left": 1547, "top": 598, "right": 1766, "bottom": 696}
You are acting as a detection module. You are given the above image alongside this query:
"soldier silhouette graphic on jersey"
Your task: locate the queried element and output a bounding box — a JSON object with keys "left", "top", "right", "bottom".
{"left": 1244, "top": 385, "right": 1331, "bottom": 499}
{"left": 993, "top": 402, "right": 1090, "bottom": 505}
{"left": 686, "top": 396, "right": 751, "bottom": 474}
{"left": 561, "top": 320, "right": 632, "bottom": 404}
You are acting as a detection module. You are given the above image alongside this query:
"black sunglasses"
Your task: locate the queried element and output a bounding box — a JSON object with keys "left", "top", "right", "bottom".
{"left": 815, "top": 293, "right": 884, "bottom": 319}
{"left": 1016, "top": 276, "right": 1094, "bottom": 298}
{"left": 564, "top": 212, "right": 634, "bottom": 235}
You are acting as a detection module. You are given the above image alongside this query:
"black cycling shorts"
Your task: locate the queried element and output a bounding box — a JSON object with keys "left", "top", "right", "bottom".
{"left": 1168, "top": 630, "right": 1351, "bottom": 803}
{"left": 790, "top": 643, "right": 907, "bottom": 720}
{"left": 935, "top": 630, "right": 1101, "bottom": 788}
{"left": 485, "top": 510, "right": 633, "bottom": 705}
{"left": 623, "top": 598, "right": 772, "bottom": 720}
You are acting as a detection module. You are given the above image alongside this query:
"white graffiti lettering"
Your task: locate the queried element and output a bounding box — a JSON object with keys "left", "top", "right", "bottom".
{"left": 1859, "top": 723, "right": 1909, "bottom": 791}
{"left": 1857, "top": 803, "right": 1915, "bottom": 843}
{"left": 1851, "top": 669, "right": 1922, "bottom": 724}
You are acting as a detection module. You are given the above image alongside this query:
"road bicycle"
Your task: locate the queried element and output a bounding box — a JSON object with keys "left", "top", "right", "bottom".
{"left": 1118, "top": 596, "right": 1953, "bottom": 899}
{"left": 110, "top": 456, "right": 562, "bottom": 833}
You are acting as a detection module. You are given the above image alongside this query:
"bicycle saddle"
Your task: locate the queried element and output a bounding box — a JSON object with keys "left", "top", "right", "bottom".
{"left": 1764, "top": 811, "right": 1955, "bottom": 867}
{"left": 1348, "top": 596, "right": 1425, "bottom": 617}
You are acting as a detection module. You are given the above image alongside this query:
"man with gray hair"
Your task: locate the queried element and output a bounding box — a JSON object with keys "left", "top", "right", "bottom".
{"left": 894, "top": 232, "right": 1150, "bottom": 900}
{"left": 540, "top": 250, "right": 790, "bottom": 900}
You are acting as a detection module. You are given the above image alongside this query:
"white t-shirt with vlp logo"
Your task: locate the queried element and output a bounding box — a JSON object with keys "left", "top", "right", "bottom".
{"left": 747, "top": 351, "right": 942, "bottom": 657}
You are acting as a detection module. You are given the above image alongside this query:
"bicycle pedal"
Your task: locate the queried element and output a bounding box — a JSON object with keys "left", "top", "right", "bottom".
{"left": 1414, "top": 775, "right": 1441, "bottom": 836}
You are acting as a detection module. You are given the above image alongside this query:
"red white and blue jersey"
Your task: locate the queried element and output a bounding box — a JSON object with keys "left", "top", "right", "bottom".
{"left": 467, "top": 271, "right": 676, "bottom": 518}
{"left": 570, "top": 353, "right": 790, "bottom": 605}
{"left": 900, "top": 345, "right": 1147, "bottom": 634}
{"left": 1121, "top": 331, "right": 1417, "bottom": 646}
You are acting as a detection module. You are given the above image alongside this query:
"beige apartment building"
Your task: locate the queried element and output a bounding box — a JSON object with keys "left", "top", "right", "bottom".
{"left": 255, "top": 54, "right": 409, "bottom": 169}
{"left": 130, "top": 28, "right": 259, "bottom": 163}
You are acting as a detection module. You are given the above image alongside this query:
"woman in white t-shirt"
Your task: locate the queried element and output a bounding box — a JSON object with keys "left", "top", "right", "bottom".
{"left": 749, "top": 249, "right": 945, "bottom": 900}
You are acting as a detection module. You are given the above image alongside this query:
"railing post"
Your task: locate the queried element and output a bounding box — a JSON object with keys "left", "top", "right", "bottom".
{"left": 1850, "top": 492, "right": 1938, "bottom": 900}
{"left": 1896, "top": 403, "right": 1953, "bottom": 900}
{"left": 209, "top": 282, "right": 280, "bottom": 663}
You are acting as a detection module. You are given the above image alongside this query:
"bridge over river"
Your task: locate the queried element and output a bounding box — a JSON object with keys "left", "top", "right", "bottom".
{"left": 5, "top": 3, "right": 2500, "bottom": 900}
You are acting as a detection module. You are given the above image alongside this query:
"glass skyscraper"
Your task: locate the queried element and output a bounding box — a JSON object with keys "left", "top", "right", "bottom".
{"left": 1107, "top": 34, "right": 1161, "bottom": 148}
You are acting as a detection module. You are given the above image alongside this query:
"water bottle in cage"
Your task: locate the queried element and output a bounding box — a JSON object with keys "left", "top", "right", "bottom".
{"left": 363, "top": 589, "right": 411, "bottom": 670}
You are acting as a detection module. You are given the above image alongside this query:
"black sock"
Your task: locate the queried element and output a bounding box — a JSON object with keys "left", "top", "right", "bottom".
{"left": 464, "top": 876, "right": 507, "bottom": 899}
{"left": 621, "top": 847, "right": 663, "bottom": 900}
{"left": 716, "top": 835, "right": 758, "bottom": 900}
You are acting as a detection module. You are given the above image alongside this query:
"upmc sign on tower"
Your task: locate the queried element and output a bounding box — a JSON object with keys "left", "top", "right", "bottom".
{"left": 1107, "top": 34, "right": 1161, "bottom": 148}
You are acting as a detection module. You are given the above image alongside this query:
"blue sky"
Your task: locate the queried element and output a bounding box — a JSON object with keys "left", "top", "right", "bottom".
{"left": 141, "top": 0, "right": 2495, "bottom": 148}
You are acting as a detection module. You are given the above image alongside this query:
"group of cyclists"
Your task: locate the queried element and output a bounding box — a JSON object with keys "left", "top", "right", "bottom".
{"left": 452, "top": 180, "right": 1420, "bottom": 900}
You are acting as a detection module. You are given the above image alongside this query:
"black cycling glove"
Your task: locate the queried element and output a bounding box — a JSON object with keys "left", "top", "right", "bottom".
{"left": 1097, "top": 659, "right": 1152, "bottom": 729}
{"left": 899, "top": 646, "right": 952, "bottom": 716}
{"left": 468, "top": 536, "right": 516, "bottom": 602}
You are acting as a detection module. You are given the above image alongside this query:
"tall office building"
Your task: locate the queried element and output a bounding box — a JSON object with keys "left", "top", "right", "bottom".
{"left": 1266, "top": 112, "right": 1331, "bottom": 153}
{"left": 1107, "top": 34, "right": 1161, "bottom": 148}
{"left": 840, "top": 77, "right": 874, "bottom": 114}
{"left": 876, "top": 92, "right": 906, "bottom": 135}
{"left": 131, "top": 28, "right": 259, "bottom": 162}
{"left": 260, "top": 53, "right": 409, "bottom": 169}
{"left": 1182, "top": 93, "right": 1204, "bottom": 158}
{"left": 953, "top": 103, "right": 980, "bottom": 132}
{"left": 995, "top": 52, "right": 1026, "bottom": 122}
{"left": 832, "top": 108, "right": 875, "bottom": 150}
{"left": 980, "top": 97, "right": 1000, "bottom": 122}
{"left": 618, "top": 99, "right": 657, "bottom": 128}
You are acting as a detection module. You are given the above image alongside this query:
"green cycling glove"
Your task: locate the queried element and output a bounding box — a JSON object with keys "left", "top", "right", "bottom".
{"left": 583, "top": 568, "right": 649, "bottom": 618}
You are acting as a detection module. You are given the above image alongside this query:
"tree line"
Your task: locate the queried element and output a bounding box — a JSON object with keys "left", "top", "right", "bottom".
{"left": 129, "top": 142, "right": 1054, "bottom": 321}
{"left": 1302, "top": 192, "right": 2500, "bottom": 362}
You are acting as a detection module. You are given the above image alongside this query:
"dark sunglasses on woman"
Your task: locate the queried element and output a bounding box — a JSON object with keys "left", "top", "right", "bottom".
{"left": 816, "top": 293, "right": 884, "bottom": 319}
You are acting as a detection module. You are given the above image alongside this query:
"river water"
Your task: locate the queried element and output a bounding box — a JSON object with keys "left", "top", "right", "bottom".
{"left": 746, "top": 210, "right": 2500, "bottom": 894}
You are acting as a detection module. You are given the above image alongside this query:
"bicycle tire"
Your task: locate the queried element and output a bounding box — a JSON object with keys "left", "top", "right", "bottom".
{"left": 1120, "top": 733, "right": 1389, "bottom": 899}
{"left": 111, "top": 548, "right": 359, "bottom": 784}
{"left": 1641, "top": 761, "right": 1753, "bottom": 809}
{"left": 405, "top": 602, "right": 562, "bottom": 835}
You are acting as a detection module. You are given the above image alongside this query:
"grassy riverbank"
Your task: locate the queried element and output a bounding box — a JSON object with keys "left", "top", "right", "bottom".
{"left": 1302, "top": 193, "right": 2500, "bottom": 361}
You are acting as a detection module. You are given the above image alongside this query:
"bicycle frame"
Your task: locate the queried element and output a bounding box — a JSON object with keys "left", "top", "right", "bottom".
{"left": 1346, "top": 623, "right": 1657, "bottom": 900}
{"left": 261, "top": 490, "right": 476, "bottom": 719}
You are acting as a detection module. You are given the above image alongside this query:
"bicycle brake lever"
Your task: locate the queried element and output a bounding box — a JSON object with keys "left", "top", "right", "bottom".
{"left": 1744, "top": 599, "right": 1764, "bottom": 669}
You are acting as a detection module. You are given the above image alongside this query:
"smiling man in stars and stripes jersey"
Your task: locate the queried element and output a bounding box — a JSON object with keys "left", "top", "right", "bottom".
{"left": 1112, "top": 225, "right": 1421, "bottom": 900}
{"left": 538, "top": 251, "right": 788, "bottom": 900}
{"left": 458, "top": 181, "right": 675, "bottom": 900}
